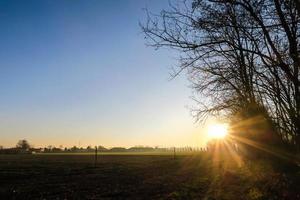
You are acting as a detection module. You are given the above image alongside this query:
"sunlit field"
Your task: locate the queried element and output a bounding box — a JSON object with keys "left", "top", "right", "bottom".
{"left": 0, "top": 153, "right": 299, "bottom": 199}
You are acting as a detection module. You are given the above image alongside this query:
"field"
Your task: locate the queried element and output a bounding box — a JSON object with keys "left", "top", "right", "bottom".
{"left": 0, "top": 153, "right": 299, "bottom": 200}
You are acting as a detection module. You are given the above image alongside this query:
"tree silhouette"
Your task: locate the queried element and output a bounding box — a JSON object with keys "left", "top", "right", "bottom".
{"left": 16, "top": 139, "right": 30, "bottom": 150}
{"left": 141, "top": 0, "right": 300, "bottom": 151}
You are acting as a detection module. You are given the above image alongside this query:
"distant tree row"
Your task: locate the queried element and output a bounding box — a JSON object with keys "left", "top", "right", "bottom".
{"left": 0, "top": 140, "right": 207, "bottom": 154}
{"left": 142, "top": 0, "right": 300, "bottom": 152}
{"left": 0, "top": 140, "right": 32, "bottom": 154}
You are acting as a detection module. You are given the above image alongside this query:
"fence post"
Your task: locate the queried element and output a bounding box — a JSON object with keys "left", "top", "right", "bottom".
{"left": 173, "top": 147, "right": 176, "bottom": 159}
{"left": 95, "top": 146, "right": 98, "bottom": 167}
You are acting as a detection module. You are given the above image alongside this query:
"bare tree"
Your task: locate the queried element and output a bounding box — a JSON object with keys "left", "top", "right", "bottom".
{"left": 16, "top": 139, "right": 30, "bottom": 150}
{"left": 141, "top": 0, "right": 300, "bottom": 150}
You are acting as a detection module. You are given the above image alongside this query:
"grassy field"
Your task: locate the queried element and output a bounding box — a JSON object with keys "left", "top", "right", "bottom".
{"left": 0, "top": 153, "right": 299, "bottom": 199}
{"left": 37, "top": 151, "right": 199, "bottom": 156}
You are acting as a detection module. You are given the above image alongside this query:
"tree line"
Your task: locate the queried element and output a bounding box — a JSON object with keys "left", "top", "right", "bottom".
{"left": 0, "top": 140, "right": 208, "bottom": 154}
{"left": 141, "top": 0, "right": 300, "bottom": 152}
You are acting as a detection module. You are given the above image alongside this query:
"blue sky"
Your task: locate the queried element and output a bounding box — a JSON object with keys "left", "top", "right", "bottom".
{"left": 0, "top": 0, "right": 207, "bottom": 148}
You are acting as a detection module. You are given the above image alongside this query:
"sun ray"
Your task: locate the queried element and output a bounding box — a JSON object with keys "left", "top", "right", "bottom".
{"left": 229, "top": 135, "right": 299, "bottom": 165}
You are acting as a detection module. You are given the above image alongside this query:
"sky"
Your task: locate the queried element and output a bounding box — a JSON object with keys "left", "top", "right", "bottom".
{"left": 0, "top": 0, "right": 210, "bottom": 148}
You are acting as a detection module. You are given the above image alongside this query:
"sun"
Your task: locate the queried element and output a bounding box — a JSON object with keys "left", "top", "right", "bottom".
{"left": 207, "top": 123, "right": 228, "bottom": 139}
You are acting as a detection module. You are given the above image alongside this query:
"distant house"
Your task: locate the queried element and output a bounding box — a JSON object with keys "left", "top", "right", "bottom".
{"left": 109, "top": 147, "right": 127, "bottom": 152}
{"left": 30, "top": 148, "right": 43, "bottom": 154}
{"left": 128, "top": 146, "right": 154, "bottom": 152}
